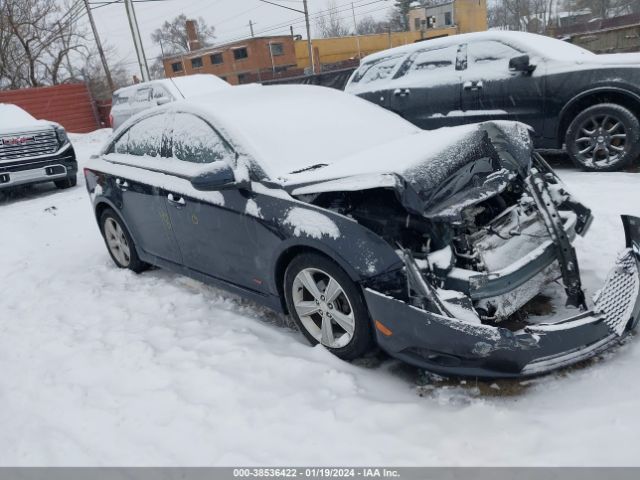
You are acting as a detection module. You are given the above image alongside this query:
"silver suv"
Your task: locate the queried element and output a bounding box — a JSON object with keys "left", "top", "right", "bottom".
{"left": 0, "top": 104, "right": 77, "bottom": 191}
{"left": 110, "top": 74, "right": 230, "bottom": 130}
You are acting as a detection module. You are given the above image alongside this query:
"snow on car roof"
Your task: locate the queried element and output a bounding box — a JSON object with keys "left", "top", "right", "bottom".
{"left": 178, "top": 84, "right": 422, "bottom": 179}
{"left": 113, "top": 74, "right": 230, "bottom": 100}
{"left": 0, "top": 103, "right": 43, "bottom": 130}
{"left": 359, "top": 30, "right": 594, "bottom": 65}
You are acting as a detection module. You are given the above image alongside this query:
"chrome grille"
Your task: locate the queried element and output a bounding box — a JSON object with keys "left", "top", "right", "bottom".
{"left": 594, "top": 249, "right": 640, "bottom": 336}
{"left": 0, "top": 128, "right": 59, "bottom": 161}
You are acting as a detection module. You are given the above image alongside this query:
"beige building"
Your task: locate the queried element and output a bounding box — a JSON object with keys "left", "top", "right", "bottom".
{"left": 408, "top": 0, "right": 487, "bottom": 35}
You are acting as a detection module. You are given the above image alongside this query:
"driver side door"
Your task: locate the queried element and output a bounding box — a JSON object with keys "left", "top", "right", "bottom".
{"left": 162, "top": 112, "right": 269, "bottom": 293}
{"left": 461, "top": 39, "right": 546, "bottom": 135}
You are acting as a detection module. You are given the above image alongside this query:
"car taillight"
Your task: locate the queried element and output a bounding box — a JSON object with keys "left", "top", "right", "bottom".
{"left": 108, "top": 114, "right": 114, "bottom": 128}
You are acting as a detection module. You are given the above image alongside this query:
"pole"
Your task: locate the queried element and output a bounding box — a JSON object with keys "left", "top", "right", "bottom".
{"left": 249, "top": 20, "right": 255, "bottom": 37}
{"left": 83, "top": 0, "right": 114, "bottom": 92}
{"left": 302, "top": 0, "right": 315, "bottom": 74}
{"left": 351, "top": 2, "right": 361, "bottom": 61}
{"left": 124, "top": 0, "right": 150, "bottom": 81}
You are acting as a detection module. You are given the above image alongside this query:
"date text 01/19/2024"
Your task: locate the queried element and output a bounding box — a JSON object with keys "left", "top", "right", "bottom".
{"left": 232, "top": 468, "right": 401, "bottom": 478}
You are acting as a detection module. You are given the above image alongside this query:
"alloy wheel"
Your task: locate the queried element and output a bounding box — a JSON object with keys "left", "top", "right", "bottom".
{"left": 292, "top": 268, "right": 355, "bottom": 349}
{"left": 104, "top": 217, "right": 131, "bottom": 267}
{"left": 574, "top": 114, "right": 628, "bottom": 168}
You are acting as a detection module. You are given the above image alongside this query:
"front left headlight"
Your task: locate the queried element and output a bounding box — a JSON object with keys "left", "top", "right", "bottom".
{"left": 54, "top": 126, "right": 68, "bottom": 146}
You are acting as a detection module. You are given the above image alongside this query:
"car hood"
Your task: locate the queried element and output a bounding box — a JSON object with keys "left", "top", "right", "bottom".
{"left": 282, "top": 121, "right": 533, "bottom": 217}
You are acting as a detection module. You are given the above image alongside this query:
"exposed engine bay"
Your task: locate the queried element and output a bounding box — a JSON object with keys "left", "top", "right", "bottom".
{"left": 301, "top": 154, "right": 592, "bottom": 328}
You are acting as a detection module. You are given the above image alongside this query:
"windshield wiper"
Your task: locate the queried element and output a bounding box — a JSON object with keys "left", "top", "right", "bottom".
{"left": 288, "top": 163, "right": 328, "bottom": 174}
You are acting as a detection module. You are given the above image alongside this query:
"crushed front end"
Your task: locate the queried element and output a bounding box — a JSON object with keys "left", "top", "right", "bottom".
{"left": 358, "top": 123, "right": 640, "bottom": 377}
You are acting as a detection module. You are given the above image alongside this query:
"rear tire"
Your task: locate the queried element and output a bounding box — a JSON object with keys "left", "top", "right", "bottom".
{"left": 99, "top": 208, "right": 148, "bottom": 273}
{"left": 284, "top": 253, "right": 374, "bottom": 360}
{"left": 54, "top": 174, "right": 77, "bottom": 189}
{"left": 565, "top": 103, "right": 640, "bottom": 172}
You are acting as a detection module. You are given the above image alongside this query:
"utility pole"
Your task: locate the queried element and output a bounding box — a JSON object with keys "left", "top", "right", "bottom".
{"left": 302, "top": 0, "right": 315, "bottom": 74}
{"left": 83, "top": 0, "right": 114, "bottom": 91}
{"left": 124, "top": 0, "right": 150, "bottom": 81}
{"left": 351, "top": 2, "right": 361, "bottom": 61}
{"left": 249, "top": 20, "right": 255, "bottom": 37}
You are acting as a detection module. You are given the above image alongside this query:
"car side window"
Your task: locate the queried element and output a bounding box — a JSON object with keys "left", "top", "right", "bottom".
{"left": 134, "top": 87, "right": 151, "bottom": 103}
{"left": 152, "top": 86, "right": 171, "bottom": 101}
{"left": 466, "top": 41, "right": 523, "bottom": 70}
{"left": 171, "top": 113, "right": 234, "bottom": 164}
{"left": 394, "top": 45, "right": 462, "bottom": 83}
{"left": 111, "top": 113, "right": 167, "bottom": 157}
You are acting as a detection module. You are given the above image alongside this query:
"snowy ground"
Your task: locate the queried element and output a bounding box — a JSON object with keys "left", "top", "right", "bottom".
{"left": 1, "top": 130, "right": 640, "bottom": 466}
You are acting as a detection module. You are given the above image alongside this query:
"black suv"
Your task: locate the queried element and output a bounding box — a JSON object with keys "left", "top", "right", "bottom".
{"left": 345, "top": 31, "right": 640, "bottom": 171}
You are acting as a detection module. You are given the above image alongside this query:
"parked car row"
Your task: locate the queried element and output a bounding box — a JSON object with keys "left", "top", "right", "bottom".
{"left": 345, "top": 31, "right": 640, "bottom": 172}
{"left": 85, "top": 84, "right": 640, "bottom": 378}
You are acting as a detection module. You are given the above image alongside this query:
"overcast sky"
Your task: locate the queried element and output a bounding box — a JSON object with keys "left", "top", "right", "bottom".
{"left": 84, "top": 0, "right": 392, "bottom": 77}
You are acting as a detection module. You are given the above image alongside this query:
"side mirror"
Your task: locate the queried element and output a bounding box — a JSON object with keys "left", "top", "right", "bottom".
{"left": 509, "top": 55, "right": 535, "bottom": 74}
{"left": 190, "top": 162, "right": 249, "bottom": 191}
{"left": 156, "top": 97, "right": 171, "bottom": 106}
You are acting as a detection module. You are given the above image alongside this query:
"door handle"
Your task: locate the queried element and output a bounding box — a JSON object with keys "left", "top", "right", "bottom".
{"left": 463, "top": 80, "right": 483, "bottom": 91}
{"left": 167, "top": 193, "right": 186, "bottom": 207}
{"left": 115, "top": 178, "right": 129, "bottom": 190}
{"left": 393, "top": 88, "right": 411, "bottom": 97}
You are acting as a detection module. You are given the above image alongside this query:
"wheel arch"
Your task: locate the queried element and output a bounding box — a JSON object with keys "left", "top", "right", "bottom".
{"left": 273, "top": 243, "right": 364, "bottom": 314}
{"left": 557, "top": 88, "right": 640, "bottom": 148}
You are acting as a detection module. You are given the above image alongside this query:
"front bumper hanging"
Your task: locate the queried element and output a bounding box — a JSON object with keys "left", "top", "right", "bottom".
{"left": 364, "top": 215, "right": 640, "bottom": 378}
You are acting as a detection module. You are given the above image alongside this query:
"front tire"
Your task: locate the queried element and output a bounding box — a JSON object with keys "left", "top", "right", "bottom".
{"left": 565, "top": 103, "right": 640, "bottom": 172}
{"left": 99, "top": 208, "right": 148, "bottom": 273}
{"left": 284, "top": 253, "right": 374, "bottom": 360}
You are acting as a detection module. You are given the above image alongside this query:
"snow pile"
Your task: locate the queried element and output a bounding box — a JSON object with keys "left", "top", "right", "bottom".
{"left": 1, "top": 132, "right": 640, "bottom": 466}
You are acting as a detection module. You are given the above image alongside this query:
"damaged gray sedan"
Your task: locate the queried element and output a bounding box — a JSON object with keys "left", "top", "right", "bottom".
{"left": 86, "top": 85, "right": 640, "bottom": 378}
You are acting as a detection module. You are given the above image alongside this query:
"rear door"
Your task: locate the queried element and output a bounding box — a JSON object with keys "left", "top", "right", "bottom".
{"left": 105, "top": 113, "right": 183, "bottom": 264}
{"left": 460, "top": 39, "right": 545, "bottom": 133}
{"left": 388, "top": 44, "right": 464, "bottom": 129}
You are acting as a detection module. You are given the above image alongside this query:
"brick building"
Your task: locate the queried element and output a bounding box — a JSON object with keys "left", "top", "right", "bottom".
{"left": 162, "top": 35, "right": 300, "bottom": 85}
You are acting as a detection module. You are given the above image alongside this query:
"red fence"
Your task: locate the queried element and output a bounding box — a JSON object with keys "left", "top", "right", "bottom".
{"left": 0, "top": 83, "right": 100, "bottom": 133}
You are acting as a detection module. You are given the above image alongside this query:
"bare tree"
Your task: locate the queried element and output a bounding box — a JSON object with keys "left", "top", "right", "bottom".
{"left": 80, "top": 43, "right": 130, "bottom": 101}
{"left": 0, "top": 0, "right": 86, "bottom": 88}
{"left": 356, "top": 16, "right": 389, "bottom": 35}
{"left": 316, "top": 0, "right": 351, "bottom": 38}
{"left": 150, "top": 14, "right": 215, "bottom": 54}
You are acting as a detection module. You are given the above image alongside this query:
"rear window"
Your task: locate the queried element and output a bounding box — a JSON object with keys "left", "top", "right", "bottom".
{"left": 350, "top": 54, "right": 406, "bottom": 85}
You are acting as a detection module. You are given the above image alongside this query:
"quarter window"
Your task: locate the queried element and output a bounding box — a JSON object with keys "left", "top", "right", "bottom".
{"left": 171, "top": 113, "right": 234, "bottom": 164}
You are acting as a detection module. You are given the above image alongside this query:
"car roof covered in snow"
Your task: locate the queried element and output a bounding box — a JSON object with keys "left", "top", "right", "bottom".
{"left": 358, "top": 30, "right": 594, "bottom": 66}
{"left": 170, "top": 84, "right": 422, "bottom": 179}
{"left": 113, "top": 74, "right": 230, "bottom": 100}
